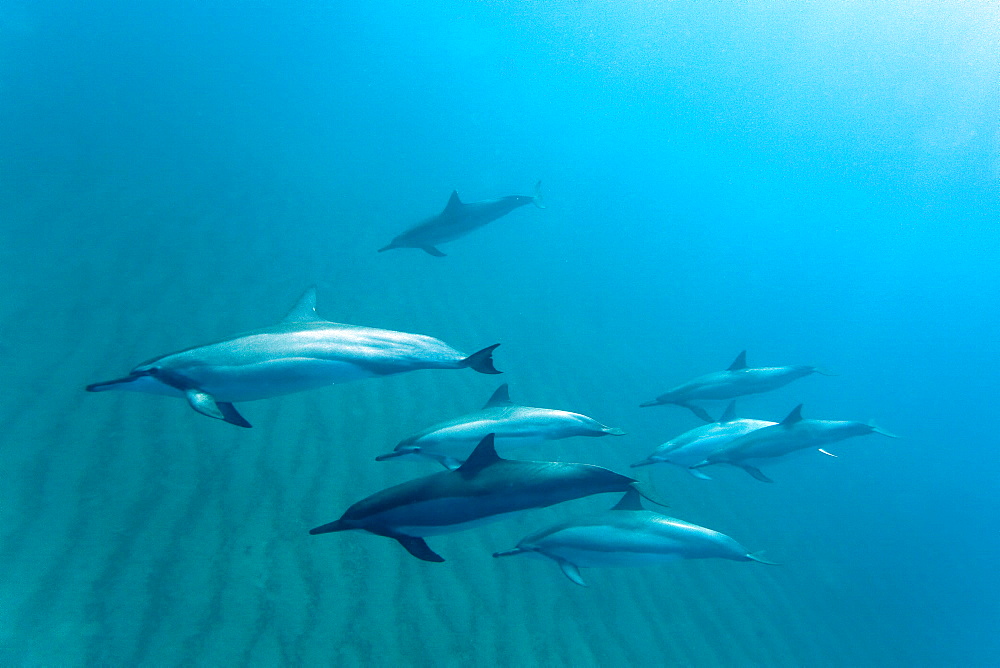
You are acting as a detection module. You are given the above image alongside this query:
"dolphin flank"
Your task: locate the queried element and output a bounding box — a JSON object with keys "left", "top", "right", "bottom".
{"left": 86, "top": 287, "right": 501, "bottom": 427}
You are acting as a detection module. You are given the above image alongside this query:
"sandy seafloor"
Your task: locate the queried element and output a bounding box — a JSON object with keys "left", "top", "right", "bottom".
{"left": 0, "top": 169, "right": 995, "bottom": 667}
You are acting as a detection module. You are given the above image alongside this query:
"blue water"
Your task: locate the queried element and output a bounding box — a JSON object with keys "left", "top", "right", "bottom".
{"left": 2, "top": 1, "right": 998, "bottom": 665}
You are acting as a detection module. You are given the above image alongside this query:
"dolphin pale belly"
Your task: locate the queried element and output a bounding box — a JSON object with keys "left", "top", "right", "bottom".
{"left": 640, "top": 350, "right": 827, "bottom": 421}
{"left": 692, "top": 404, "right": 898, "bottom": 482}
{"left": 493, "top": 488, "right": 774, "bottom": 586}
{"left": 375, "top": 383, "right": 626, "bottom": 469}
{"left": 309, "top": 434, "right": 638, "bottom": 562}
{"left": 379, "top": 182, "right": 544, "bottom": 257}
{"left": 86, "top": 287, "right": 501, "bottom": 427}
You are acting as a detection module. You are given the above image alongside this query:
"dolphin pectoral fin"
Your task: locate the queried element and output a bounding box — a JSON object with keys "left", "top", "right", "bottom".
{"left": 687, "top": 468, "right": 713, "bottom": 480}
{"left": 185, "top": 389, "right": 227, "bottom": 421}
{"left": 282, "top": 286, "right": 320, "bottom": 323}
{"left": 739, "top": 464, "right": 774, "bottom": 483}
{"left": 435, "top": 456, "right": 463, "bottom": 471}
{"left": 217, "top": 402, "right": 252, "bottom": 428}
{"left": 421, "top": 246, "right": 447, "bottom": 257}
{"left": 679, "top": 402, "right": 715, "bottom": 423}
{"left": 632, "top": 484, "right": 669, "bottom": 509}
{"left": 393, "top": 534, "right": 445, "bottom": 562}
{"left": 818, "top": 448, "right": 838, "bottom": 458}
{"left": 556, "top": 558, "right": 587, "bottom": 586}
{"left": 461, "top": 344, "right": 502, "bottom": 374}
{"left": 532, "top": 181, "right": 546, "bottom": 209}
{"left": 747, "top": 551, "right": 780, "bottom": 565}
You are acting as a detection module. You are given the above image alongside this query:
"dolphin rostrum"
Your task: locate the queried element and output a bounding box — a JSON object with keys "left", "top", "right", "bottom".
{"left": 493, "top": 488, "right": 774, "bottom": 586}
{"left": 375, "top": 384, "right": 626, "bottom": 469}
{"left": 630, "top": 401, "right": 774, "bottom": 479}
{"left": 640, "top": 351, "right": 828, "bottom": 421}
{"left": 309, "top": 434, "right": 639, "bottom": 562}
{"left": 692, "top": 404, "right": 898, "bottom": 482}
{"left": 86, "top": 287, "right": 501, "bottom": 427}
{"left": 378, "top": 182, "right": 545, "bottom": 257}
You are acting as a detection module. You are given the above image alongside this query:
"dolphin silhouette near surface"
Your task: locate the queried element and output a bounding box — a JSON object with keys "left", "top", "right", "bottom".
{"left": 493, "top": 488, "right": 775, "bottom": 586}
{"left": 640, "top": 351, "right": 829, "bottom": 422}
{"left": 309, "top": 434, "right": 639, "bottom": 562}
{"left": 86, "top": 287, "right": 501, "bottom": 428}
{"left": 378, "top": 182, "right": 545, "bottom": 257}
{"left": 375, "top": 383, "right": 626, "bottom": 469}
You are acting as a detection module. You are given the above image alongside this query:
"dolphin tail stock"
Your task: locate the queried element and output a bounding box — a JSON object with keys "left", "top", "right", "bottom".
{"left": 460, "top": 344, "right": 502, "bottom": 374}
{"left": 746, "top": 551, "right": 780, "bottom": 566}
{"left": 531, "top": 181, "right": 546, "bottom": 209}
{"left": 869, "top": 421, "right": 899, "bottom": 438}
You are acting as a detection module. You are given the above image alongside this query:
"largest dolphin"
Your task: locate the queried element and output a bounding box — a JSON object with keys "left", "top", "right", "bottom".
{"left": 640, "top": 351, "right": 827, "bottom": 421}
{"left": 378, "top": 182, "right": 544, "bottom": 257}
{"left": 493, "top": 488, "right": 773, "bottom": 586}
{"left": 86, "top": 287, "right": 500, "bottom": 427}
{"left": 692, "top": 404, "right": 898, "bottom": 482}
{"left": 309, "top": 434, "right": 639, "bottom": 562}
{"left": 375, "top": 383, "right": 626, "bottom": 469}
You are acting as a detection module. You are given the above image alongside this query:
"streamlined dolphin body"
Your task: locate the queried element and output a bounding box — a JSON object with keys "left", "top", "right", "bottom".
{"left": 86, "top": 288, "right": 501, "bottom": 427}
{"left": 630, "top": 402, "right": 774, "bottom": 479}
{"left": 375, "top": 384, "right": 626, "bottom": 469}
{"left": 692, "top": 404, "right": 898, "bottom": 482}
{"left": 640, "top": 351, "right": 825, "bottom": 421}
{"left": 493, "top": 488, "right": 773, "bottom": 586}
{"left": 309, "top": 434, "right": 638, "bottom": 562}
{"left": 378, "top": 182, "right": 544, "bottom": 257}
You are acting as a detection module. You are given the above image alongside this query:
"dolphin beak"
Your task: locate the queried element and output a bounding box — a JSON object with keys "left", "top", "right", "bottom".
{"left": 374, "top": 450, "right": 408, "bottom": 462}
{"left": 85, "top": 374, "right": 142, "bottom": 392}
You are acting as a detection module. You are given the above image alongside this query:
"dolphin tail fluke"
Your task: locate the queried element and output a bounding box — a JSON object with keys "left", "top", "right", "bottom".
{"left": 739, "top": 464, "right": 774, "bottom": 483}
{"left": 747, "top": 551, "right": 780, "bottom": 565}
{"left": 532, "top": 181, "right": 546, "bottom": 209}
{"left": 870, "top": 422, "right": 899, "bottom": 438}
{"left": 461, "top": 344, "right": 502, "bottom": 374}
{"left": 679, "top": 402, "right": 715, "bottom": 423}
{"left": 309, "top": 519, "right": 348, "bottom": 535}
{"left": 394, "top": 535, "right": 445, "bottom": 562}
{"left": 492, "top": 547, "right": 529, "bottom": 558}
{"left": 557, "top": 558, "right": 587, "bottom": 586}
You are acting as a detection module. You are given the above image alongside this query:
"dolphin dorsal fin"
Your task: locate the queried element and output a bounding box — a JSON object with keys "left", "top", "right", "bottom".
{"left": 282, "top": 286, "right": 320, "bottom": 323}
{"left": 728, "top": 350, "right": 748, "bottom": 371}
{"left": 718, "top": 401, "right": 737, "bottom": 423}
{"left": 781, "top": 404, "right": 804, "bottom": 426}
{"left": 456, "top": 434, "right": 503, "bottom": 477}
{"left": 444, "top": 190, "right": 463, "bottom": 214}
{"left": 611, "top": 488, "right": 644, "bottom": 511}
{"left": 483, "top": 384, "right": 513, "bottom": 408}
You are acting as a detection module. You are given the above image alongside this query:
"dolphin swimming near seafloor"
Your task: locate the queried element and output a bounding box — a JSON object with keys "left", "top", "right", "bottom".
{"left": 309, "top": 434, "right": 639, "bottom": 562}
{"left": 85, "top": 287, "right": 501, "bottom": 428}
{"left": 691, "top": 404, "right": 898, "bottom": 482}
{"left": 378, "top": 182, "right": 545, "bottom": 257}
{"left": 493, "top": 488, "right": 774, "bottom": 586}
{"left": 640, "top": 351, "right": 828, "bottom": 421}
{"left": 375, "top": 384, "right": 626, "bottom": 469}
{"left": 630, "top": 401, "right": 774, "bottom": 479}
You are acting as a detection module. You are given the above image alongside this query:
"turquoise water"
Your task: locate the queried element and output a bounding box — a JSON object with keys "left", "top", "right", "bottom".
{"left": 2, "top": 2, "right": 998, "bottom": 665}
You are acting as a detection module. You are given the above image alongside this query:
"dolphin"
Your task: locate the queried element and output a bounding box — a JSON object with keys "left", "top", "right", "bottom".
{"left": 378, "top": 182, "right": 545, "bottom": 257}
{"left": 85, "top": 287, "right": 501, "bottom": 427}
{"left": 640, "top": 351, "right": 828, "bottom": 421}
{"left": 691, "top": 404, "right": 898, "bottom": 482}
{"left": 375, "top": 384, "right": 626, "bottom": 469}
{"left": 630, "top": 401, "right": 775, "bottom": 479}
{"left": 493, "top": 488, "right": 774, "bottom": 586}
{"left": 309, "top": 434, "right": 639, "bottom": 562}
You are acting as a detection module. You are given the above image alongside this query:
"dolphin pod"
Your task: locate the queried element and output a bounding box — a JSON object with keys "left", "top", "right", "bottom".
{"left": 375, "top": 383, "right": 626, "bottom": 469}
{"left": 691, "top": 404, "right": 899, "bottom": 482}
{"left": 493, "top": 488, "right": 775, "bottom": 586}
{"left": 640, "top": 350, "right": 828, "bottom": 421}
{"left": 309, "top": 434, "right": 639, "bottom": 562}
{"left": 86, "top": 287, "right": 501, "bottom": 427}
{"left": 378, "top": 182, "right": 545, "bottom": 257}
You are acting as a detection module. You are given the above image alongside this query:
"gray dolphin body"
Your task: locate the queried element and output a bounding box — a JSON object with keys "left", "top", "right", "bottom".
{"left": 693, "top": 404, "right": 898, "bottom": 482}
{"left": 85, "top": 288, "right": 500, "bottom": 427}
{"left": 493, "top": 488, "right": 773, "bottom": 586}
{"left": 375, "top": 384, "right": 626, "bottom": 469}
{"left": 640, "top": 351, "right": 824, "bottom": 422}
{"left": 631, "top": 402, "right": 774, "bottom": 479}
{"left": 309, "top": 434, "right": 638, "bottom": 562}
{"left": 378, "top": 183, "right": 544, "bottom": 257}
